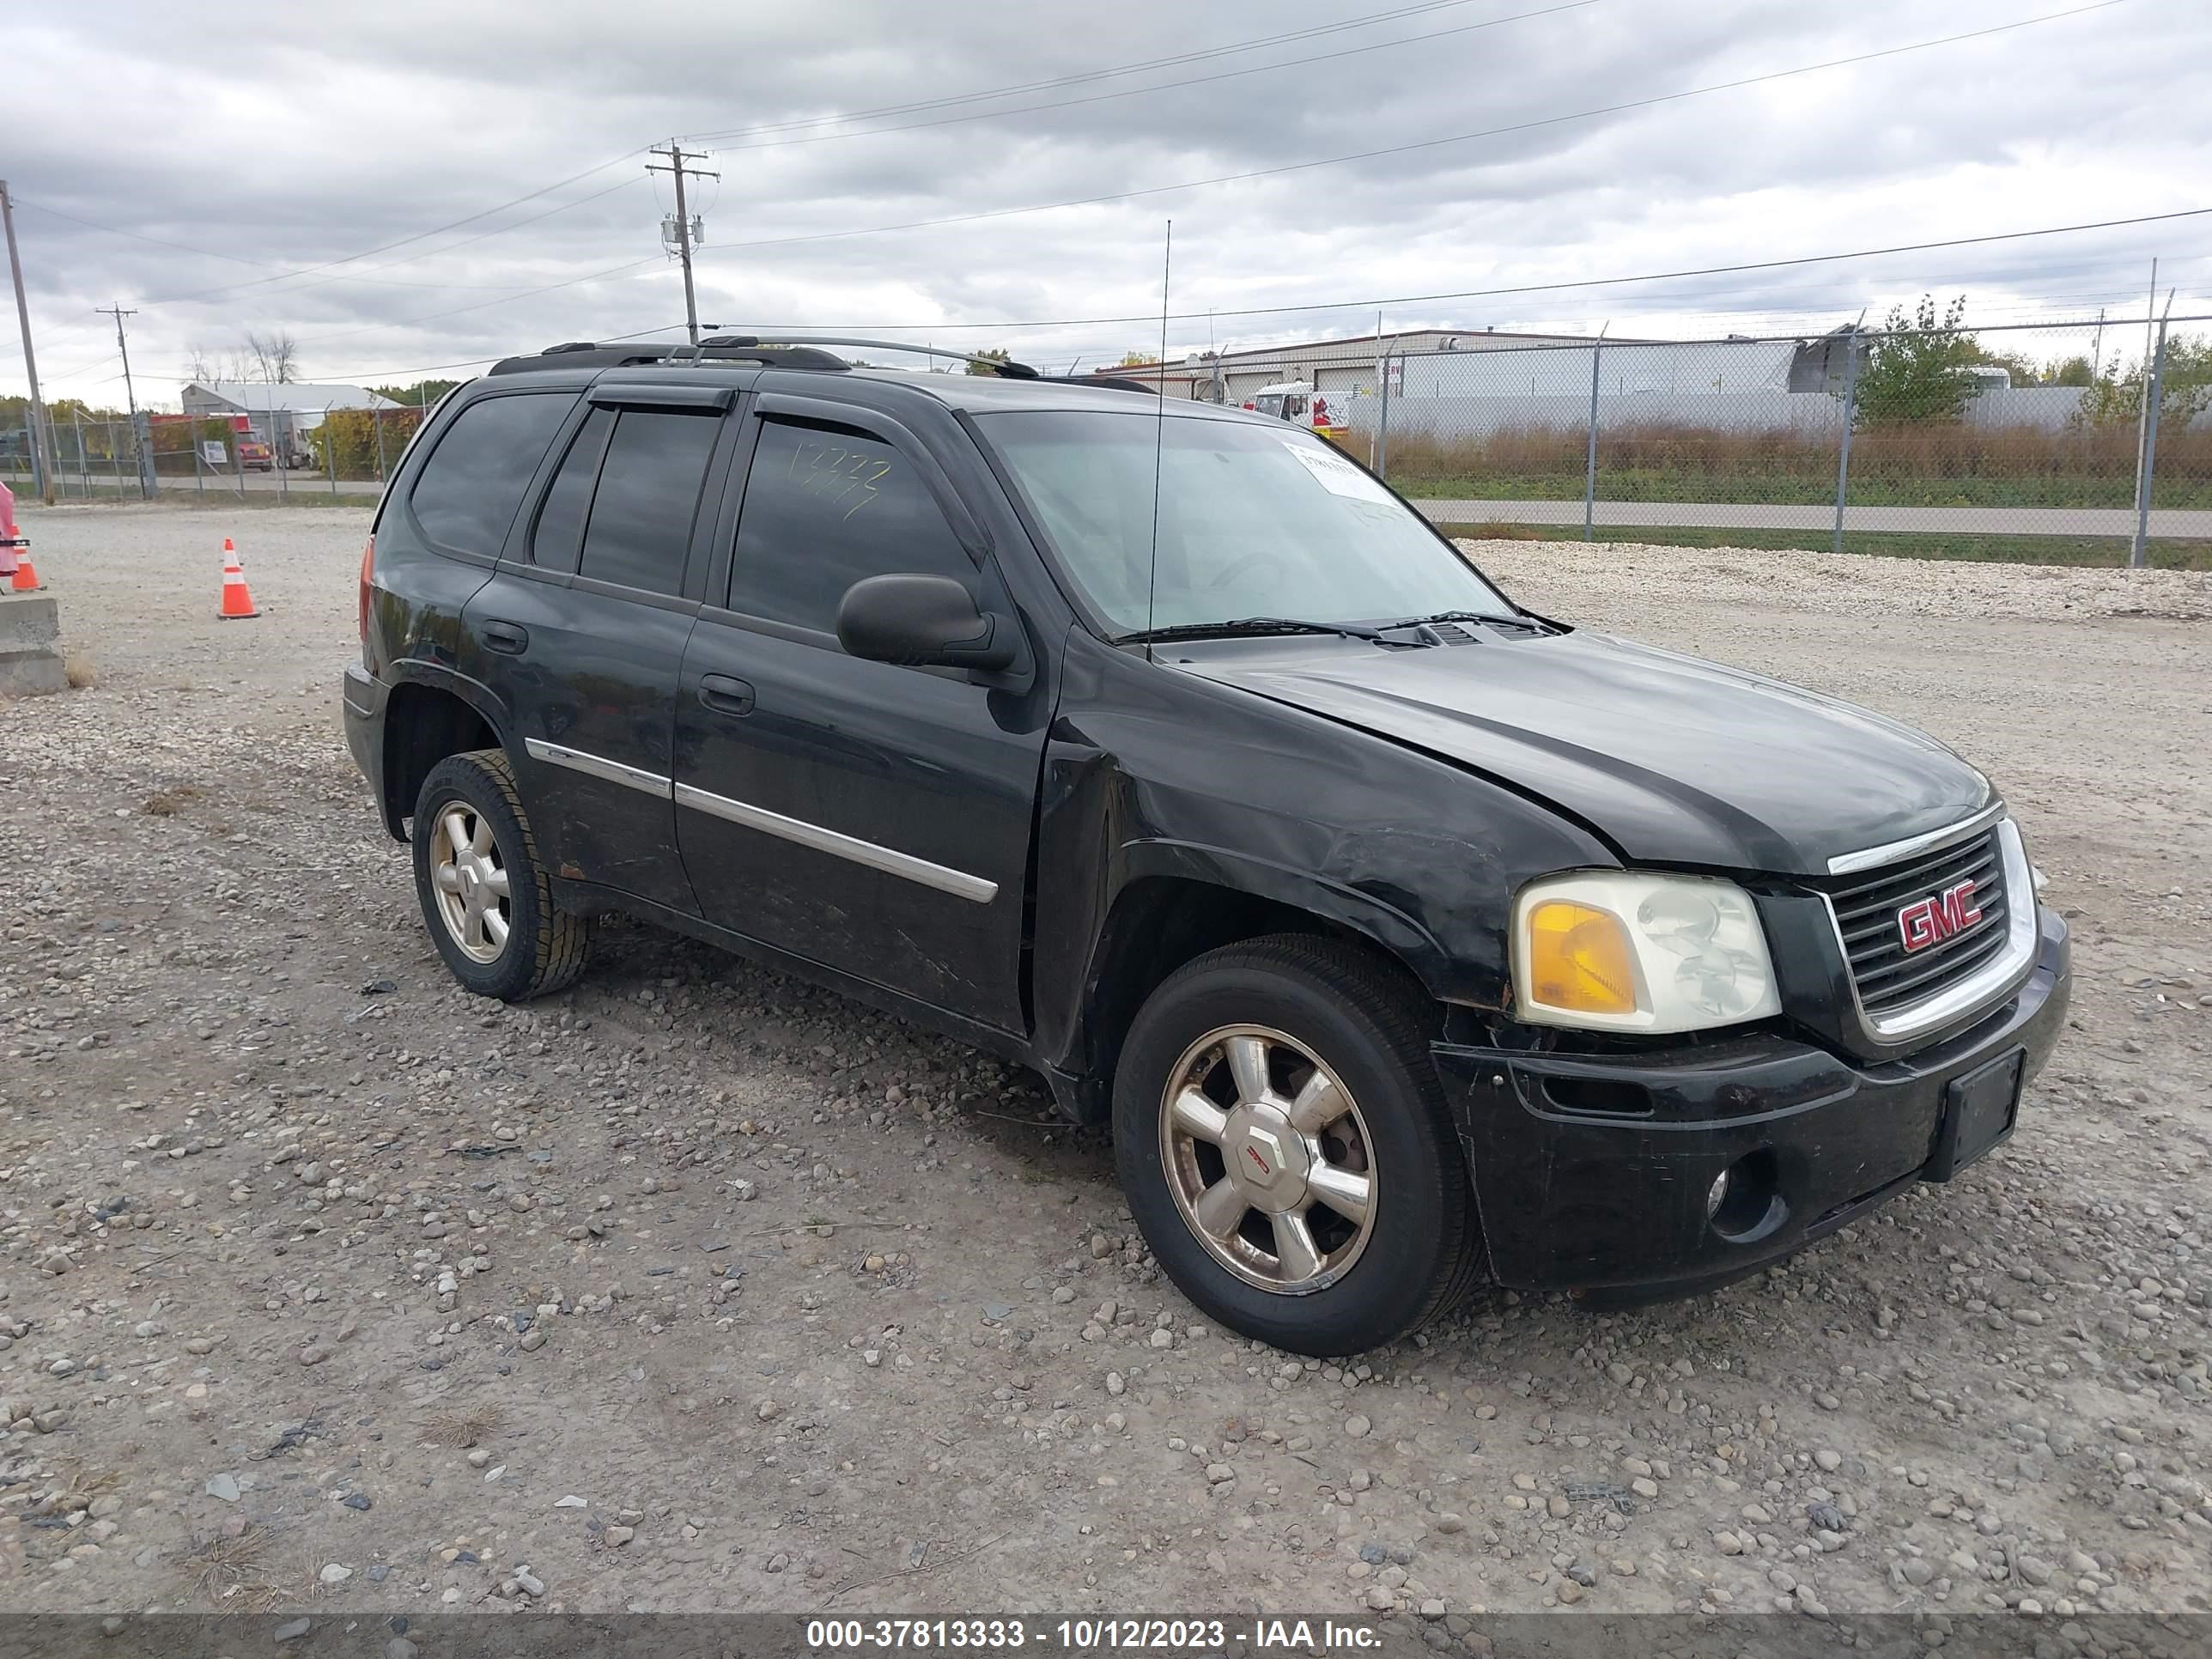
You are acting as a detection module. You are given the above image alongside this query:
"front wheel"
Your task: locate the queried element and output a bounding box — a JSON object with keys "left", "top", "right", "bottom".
{"left": 410, "top": 750, "right": 590, "bottom": 1000}
{"left": 1113, "top": 935, "right": 1484, "bottom": 1355}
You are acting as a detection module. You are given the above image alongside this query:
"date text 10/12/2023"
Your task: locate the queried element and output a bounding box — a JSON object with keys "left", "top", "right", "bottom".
{"left": 804, "top": 1619, "right": 1384, "bottom": 1650}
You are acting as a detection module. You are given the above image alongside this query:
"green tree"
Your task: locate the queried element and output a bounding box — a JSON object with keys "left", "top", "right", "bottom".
{"left": 309, "top": 407, "right": 426, "bottom": 480}
{"left": 2078, "top": 333, "right": 2212, "bottom": 436}
{"left": 368, "top": 378, "right": 462, "bottom": 410}
{"left": 1852, "top": 294, "right": 1981, "bottom": 427}
{"left": 962, "top": 349, "right": 1011, "bottom": 377}
{"left": 1117, "top": 349, "right": 1161, "bottom": 368}
{"left": 2049, "top": 355, "right": 2096, "bottom": 387}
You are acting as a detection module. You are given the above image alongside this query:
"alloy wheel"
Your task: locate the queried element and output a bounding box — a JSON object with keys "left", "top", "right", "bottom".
{"left": 1158, "top": 1024, "right": 1377, "bottom": 1293}
{"left": 427, "top": 799, "right": 512, "bottom": 964}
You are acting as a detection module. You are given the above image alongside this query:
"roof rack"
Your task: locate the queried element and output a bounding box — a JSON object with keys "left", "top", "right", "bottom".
{"left": 487, "top": 334, "right": 1044, "bottom": 380}
{"left": 1046, "top": 374, "right": 1153, "bottom": 394}
{"left": 488, "top": 340, "right": 850, "bottom": 376}
{"left": 710, "top": 336, "right": 1040, "bottom": 379}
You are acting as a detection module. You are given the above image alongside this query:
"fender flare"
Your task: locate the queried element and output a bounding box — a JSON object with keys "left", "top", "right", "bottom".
{"left": 377, "top": 660, "right": 516, "bottom": 830}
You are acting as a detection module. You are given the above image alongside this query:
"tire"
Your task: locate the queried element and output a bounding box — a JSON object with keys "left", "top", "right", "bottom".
{"left": 410, "top": 749, "right": 591, "bottom": 1001}
{"left": 1113, "top": 934, "right": 1483, "bottom": 1356}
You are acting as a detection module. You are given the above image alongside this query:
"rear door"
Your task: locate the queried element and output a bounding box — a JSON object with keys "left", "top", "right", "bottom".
{"left": 672, "top": 395, "right": 1048, "bottom": 1031}
{"left": 460, "top": 382, "right": 738, "bottom": 916}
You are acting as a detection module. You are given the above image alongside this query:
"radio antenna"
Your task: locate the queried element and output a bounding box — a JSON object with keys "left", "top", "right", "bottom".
{"left": 1145, "top": 220, "right": 1172, "bottom": 655}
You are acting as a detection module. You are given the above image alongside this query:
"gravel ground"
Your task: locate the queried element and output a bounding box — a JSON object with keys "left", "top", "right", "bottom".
{"left": 1, "top": 504, "right": 2208, "bottom": 1626}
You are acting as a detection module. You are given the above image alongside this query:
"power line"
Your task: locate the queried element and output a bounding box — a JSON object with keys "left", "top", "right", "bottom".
{"left": 9, "top": 8, "right": 1508, "bottom": 312}
{"left": 11, "top": 200, "right": 528, "bottom": 291}
{"left": 13, "top": 147, "right": 658, "bottom": 318}
{"left": 693, "top": 207, "right": 2212, "bottom": 333}
{"left": 706, "top": 3, "right": 2127, "bottom": 256}
{"left": 683, "top": 0, "right": 1500, "bottom": 143}
{"left": 266, "top": 176, "right": 649, "bottom": 294}
{"left": 688, "top": 1, "right": 1601, "bottom": 155}
{"left": 279, "top": 255, "right": 670, "bottom": 350}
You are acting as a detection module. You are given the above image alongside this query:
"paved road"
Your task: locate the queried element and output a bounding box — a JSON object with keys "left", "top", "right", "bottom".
{"left": 1413, "top": 497, "right": 2212, "bottom": 538}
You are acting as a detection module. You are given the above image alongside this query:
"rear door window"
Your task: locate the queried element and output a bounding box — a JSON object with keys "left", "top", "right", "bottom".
{"left": 727, "top": 417, "right": 977, "bottom": 635}
{"left": 530, "top": 409, "right": 615, "bottom": 574}
{"left": 574, "top": 409, "right": 723, "bottom": 596}
{"left": 409, "top": 392, "right": 574, "bottom": 557}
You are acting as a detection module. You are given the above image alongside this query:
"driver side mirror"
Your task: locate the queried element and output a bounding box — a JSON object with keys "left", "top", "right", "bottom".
{"left": 836, "top": 574, "right": 1018, "bottom": 672}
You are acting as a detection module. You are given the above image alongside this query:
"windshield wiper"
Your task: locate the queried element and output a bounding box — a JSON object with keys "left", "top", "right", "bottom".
{"left": 1377, "top": 609, "right": 1553, "bottom": 635}
{"left": 1122, "top": 616, "right": 1389, "bottom": 644}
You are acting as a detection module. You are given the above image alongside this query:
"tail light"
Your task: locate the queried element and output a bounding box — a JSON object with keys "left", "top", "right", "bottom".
{"left": 357, "top": 533, "right": 375, "bottom": 644}
{"left": 1242, "top": 400, "right": 1255, "bottom": 410}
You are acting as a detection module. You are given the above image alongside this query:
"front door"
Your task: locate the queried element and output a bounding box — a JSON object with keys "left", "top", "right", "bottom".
{"left": 673, "top": 403, "right": 1049, "bottom": 1031}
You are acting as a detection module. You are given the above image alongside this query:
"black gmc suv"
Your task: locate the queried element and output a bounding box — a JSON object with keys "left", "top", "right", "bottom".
{"left": 343, "top": 337, "right": 2070, "bottom": 1356}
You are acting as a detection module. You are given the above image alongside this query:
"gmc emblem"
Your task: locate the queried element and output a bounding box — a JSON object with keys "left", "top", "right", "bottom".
{"left": 1898, "top": 880, "right": 1983, "bottom": 954}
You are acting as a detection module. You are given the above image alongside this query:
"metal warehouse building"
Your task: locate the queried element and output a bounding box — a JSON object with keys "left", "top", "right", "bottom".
{"left": 1094, "top": 327, "right": 1606, "bottom": 408}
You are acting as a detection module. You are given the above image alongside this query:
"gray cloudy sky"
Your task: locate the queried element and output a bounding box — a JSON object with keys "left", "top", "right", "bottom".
{"left": 6, "top": 0, "right": 2209, "bottom": 403}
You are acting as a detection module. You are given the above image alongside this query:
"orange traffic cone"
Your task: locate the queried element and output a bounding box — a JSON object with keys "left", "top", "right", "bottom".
{"left": 6, "top": 539, "right": 39, "bottom": 592}
{"left": 216, "top": 538, "right": 259, "bottom": 619}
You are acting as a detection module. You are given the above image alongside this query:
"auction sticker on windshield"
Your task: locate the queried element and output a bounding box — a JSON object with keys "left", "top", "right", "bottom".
{"left": 1280, "top": 437, "right": 1395, "bottom": 505}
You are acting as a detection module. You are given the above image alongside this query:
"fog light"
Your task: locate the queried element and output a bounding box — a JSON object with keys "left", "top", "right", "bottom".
{"left": 1705, "top": 1169, "right": 1730, "bottom": 1219}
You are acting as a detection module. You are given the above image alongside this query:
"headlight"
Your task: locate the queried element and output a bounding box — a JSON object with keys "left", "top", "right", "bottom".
{"left": 1512, "top": 871, "right": 1783, "bottom": 1034}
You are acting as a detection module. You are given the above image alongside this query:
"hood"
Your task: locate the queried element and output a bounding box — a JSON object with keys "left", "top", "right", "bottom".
{"left": 1175, "top": 629, "right": 1994, "bottom": 876}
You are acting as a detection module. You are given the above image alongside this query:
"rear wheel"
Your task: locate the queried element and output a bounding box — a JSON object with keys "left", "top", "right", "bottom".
{"left": 1113, "top": 935, "right": 1483, "bottom": 1355}
{"left": 410, "top": 750, "right": 590, "bottom": 1000}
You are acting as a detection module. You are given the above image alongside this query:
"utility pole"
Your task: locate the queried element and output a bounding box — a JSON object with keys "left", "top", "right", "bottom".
{"left": 97, "top": 305, "right": 140, "bottom": 417}
{"left": 98, "top": 304, "right": 149, "bottom": 499}
{"left": 2, "top": 179, "right": 55, "bottom": 504}
{"left": 647, "top": 143, "right": 719, "bottom": 345}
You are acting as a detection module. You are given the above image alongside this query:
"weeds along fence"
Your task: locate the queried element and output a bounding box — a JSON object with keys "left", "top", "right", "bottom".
{"left": 1160, "top": 312, "right": 2212, "bottom": 567}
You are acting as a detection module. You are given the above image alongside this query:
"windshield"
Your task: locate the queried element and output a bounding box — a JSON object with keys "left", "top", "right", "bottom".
{"left": 980, "top": 410, "right": 1514, "bottom": 634}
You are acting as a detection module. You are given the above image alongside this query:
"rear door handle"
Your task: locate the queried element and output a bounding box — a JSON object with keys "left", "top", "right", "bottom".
{"left": 699, "top": 673, "right": 756, "bottom": 716}
{"left": 483, "top": 620, "right": 530, "bottom": 655}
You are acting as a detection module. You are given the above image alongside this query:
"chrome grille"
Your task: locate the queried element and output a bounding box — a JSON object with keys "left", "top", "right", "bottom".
{"left": 1823, "top": 828, "right": 2011, "bottom": 1018}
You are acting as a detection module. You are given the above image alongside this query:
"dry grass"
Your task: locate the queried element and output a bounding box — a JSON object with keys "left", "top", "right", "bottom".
{"left": 179, "top": 1523, "right": 276, "bottom": 1606}
{"left": 38, "top": 1456, "right": 118, "bottom": 1516}
{"left": 422, "top": 1402, "right": 501, "bottom": 1449}
{"left": 63, "top": 653, "right": 96, "bottom": 690}
{"left": 141, "top": 782, "right": 205, "bottom": 817}
{"left": 1451, "top": 519, "right": 1553, "bottom": 541}
{"left": 1383, "top": 418, "right": 2212, "bottom": 507}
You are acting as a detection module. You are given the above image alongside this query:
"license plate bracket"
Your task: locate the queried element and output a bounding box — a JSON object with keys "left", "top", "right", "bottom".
{"left": 1924, "top": 1048, "right": 2025, "bottom": 1182}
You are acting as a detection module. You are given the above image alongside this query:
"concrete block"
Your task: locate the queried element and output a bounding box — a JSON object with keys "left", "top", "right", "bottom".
{"left": 0, "top": 594, "right": 59, "bottom": 647}
{"left": 0, "top": 594, "right": 66, "bottom": 697}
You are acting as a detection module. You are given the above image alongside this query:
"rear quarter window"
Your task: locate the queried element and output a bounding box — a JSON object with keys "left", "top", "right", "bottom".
{"left": 408, "top": 392, "right": 575, "bottom": 558}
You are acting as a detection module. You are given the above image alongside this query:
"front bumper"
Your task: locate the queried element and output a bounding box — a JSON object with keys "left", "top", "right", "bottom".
{"left": 1433, "top": 905, "right": 2070, "bottom": 1297}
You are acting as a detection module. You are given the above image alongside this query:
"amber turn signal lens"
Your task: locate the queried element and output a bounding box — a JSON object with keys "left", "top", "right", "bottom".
{"left": 1525, "top": 900, "right": 1638, "bottom": 1016}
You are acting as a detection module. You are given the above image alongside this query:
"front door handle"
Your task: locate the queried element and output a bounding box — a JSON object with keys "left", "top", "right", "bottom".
{"left": 482, "top": 619, "right": 530, "bottom": 655}
{"left": 699, "top": 673, "right": 756, "bottom": 716}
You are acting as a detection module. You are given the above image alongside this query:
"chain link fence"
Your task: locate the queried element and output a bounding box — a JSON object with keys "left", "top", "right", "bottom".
{"left": 8, "top": 316, "right": 2208, "bottom": 566}
{"left": 1152, "top": 313, "right": 2210, "bottom": 568}
{"left": 2, "top": 399, "right": 432, "bottom": 505}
